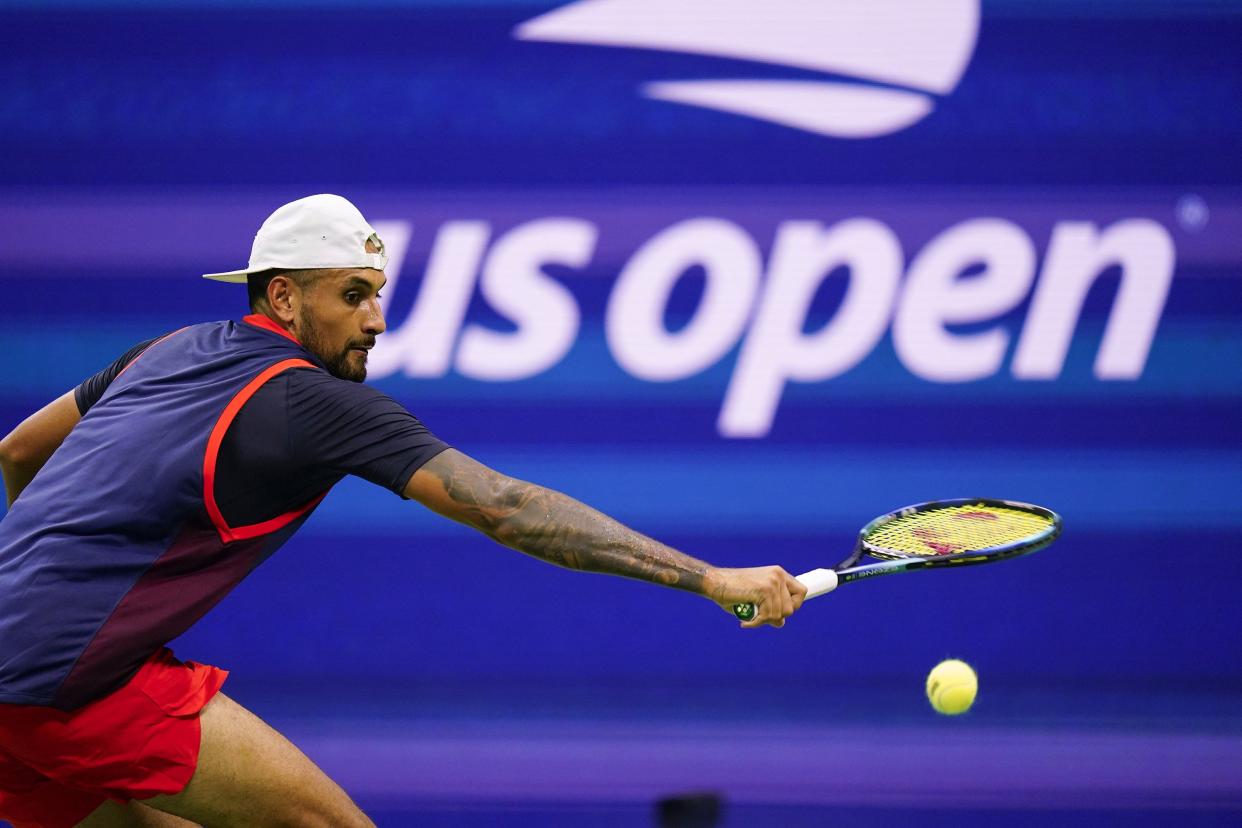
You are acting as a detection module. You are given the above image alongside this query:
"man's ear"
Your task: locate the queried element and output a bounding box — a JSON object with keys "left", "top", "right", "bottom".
{"left": 267, "top": 275, "right": 299, "bottom": 325}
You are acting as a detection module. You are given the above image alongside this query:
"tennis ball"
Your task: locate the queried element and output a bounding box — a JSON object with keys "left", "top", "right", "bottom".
{"left": 926, "top": 659, "right": 977, "bottom": 715}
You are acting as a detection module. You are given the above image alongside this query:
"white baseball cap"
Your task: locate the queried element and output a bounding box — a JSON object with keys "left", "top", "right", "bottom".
{"left": 203, "top": 194, "right": 388, "bottom": 283}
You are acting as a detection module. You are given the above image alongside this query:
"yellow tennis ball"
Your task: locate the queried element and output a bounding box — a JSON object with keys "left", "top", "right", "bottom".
{"left": 926, "top": 659, "right": 977, "bottom": 715}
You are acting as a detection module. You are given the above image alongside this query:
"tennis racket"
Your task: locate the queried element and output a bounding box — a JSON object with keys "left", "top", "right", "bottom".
{"left": 733, "top": 498, "right": 1061, "bottom": 621}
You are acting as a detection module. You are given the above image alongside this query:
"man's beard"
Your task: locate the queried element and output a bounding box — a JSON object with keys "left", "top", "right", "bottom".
{"left": 298, "top": 311, "right": 371, "bottom": 382}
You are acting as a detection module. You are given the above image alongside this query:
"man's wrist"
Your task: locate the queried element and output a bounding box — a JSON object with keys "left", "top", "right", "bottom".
{"left": 699, "top": 566, "right": 725, "bottom": 602}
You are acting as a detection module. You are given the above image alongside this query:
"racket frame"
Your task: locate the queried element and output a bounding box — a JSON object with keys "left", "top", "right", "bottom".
{"left": 842, "top": 497, "right": 1062, "bottom": 576}
{"left": 732, "top": 498, "right": 1062, "bottom": 621}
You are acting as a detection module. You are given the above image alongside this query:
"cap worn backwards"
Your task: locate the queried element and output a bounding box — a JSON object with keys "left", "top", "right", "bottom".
{"left": 203, "top": 194, "right": 388, "bottom": 284}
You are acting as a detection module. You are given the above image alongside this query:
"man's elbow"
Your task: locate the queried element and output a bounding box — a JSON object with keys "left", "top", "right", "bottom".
{"left": 488, "top": 501, "right": 527, "bottom": 549}
{"left": 0, "top": 431, "right": 42, "bottom": 476}
{"left": 483, "top": 479, "right": 544, "bottom": 550}
{"left": 0, "top": 432, "right": 25, "bottom": 470}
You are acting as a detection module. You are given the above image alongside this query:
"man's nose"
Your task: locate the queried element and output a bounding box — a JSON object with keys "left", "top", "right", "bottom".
{"left": 363, "top": 298, "right": 386, "bottom": 335}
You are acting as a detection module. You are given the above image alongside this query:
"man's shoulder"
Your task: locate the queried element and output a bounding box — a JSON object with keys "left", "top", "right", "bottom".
{"left": 282, "top": 369, "right": 401, "bottom": 410}
{"left": 272, "top": 372, "right": 425, "bottom": 448}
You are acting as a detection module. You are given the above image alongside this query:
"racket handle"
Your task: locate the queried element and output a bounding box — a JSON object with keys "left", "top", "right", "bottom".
{"left": 732, "top": 569, "right": 839, "bottom": 621}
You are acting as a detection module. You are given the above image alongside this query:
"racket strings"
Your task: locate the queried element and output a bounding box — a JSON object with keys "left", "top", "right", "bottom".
{"left": 863, "top": 503, "right": 1054, "bottom": 559}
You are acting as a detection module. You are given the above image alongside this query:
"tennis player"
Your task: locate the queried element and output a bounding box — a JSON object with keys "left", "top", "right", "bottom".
{"left": 0, "top": 194, "right": 806, "bottom": 828}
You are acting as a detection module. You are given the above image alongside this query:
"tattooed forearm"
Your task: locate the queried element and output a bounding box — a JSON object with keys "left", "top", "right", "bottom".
{"left": 425, "top": 453, "right": 715, "bottom": 595}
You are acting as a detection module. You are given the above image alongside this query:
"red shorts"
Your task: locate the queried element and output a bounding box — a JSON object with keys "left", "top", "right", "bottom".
{"left": 0, "top": 648, "right": 227, "bottom": 828}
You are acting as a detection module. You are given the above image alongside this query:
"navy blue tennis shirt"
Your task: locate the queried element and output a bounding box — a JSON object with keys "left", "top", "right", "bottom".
{"left": 0, "top": 315, "right": 448, "bottom": 709}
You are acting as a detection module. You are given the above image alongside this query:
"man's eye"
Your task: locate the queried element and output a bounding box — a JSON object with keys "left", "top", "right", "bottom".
{"left": 345, "top": 292, "right": 360, "bottom": 304}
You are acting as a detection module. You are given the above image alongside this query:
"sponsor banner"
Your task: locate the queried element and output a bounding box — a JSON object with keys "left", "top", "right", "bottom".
{"left": 2, "top": 188, "right": 1234, "bottom": 437}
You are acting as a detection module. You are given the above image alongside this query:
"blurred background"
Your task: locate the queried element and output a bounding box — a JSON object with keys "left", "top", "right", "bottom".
{"left": 1, "top": 0, "right": 1240, "bottom": 824}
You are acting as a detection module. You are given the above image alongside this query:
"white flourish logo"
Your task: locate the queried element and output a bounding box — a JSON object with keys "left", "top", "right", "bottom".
{"left": 516, "top": 0, "right": 980, "bottom": 139}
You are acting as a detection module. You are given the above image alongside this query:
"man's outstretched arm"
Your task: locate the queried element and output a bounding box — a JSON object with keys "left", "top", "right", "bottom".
{"left": 0, "top": 391, "right": 80, "bottom": 507}
{"left": 405, "top": 448, "right": 805, "bottom": 628}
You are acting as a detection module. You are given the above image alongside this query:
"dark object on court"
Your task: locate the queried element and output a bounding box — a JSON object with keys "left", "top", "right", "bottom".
{"left": 656, "top": 792, "right": 723, "bottom": 828}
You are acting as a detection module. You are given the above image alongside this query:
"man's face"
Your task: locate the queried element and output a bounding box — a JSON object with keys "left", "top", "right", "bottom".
{"left": 293, "top": 268, "right": 387, "bottom": 382}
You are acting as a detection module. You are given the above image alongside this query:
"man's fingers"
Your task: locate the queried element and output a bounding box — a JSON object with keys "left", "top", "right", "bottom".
{"left": 787, "top": 573, "right": 807, "bottom": 610}
{"left": 742, "top": 590, "right": 778, "bottom": 629}
{"left": 763, "top": 572, "right": 785, "bottom": 627}
{"left": 767, "top": 581, "right": 794, "bottom": 628}
{"left": 727, "top": 566, "right": 806, "bottom": 629}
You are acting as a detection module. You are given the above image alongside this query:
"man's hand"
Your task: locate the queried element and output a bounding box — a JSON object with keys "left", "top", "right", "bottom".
{"left": 706, "top": 566, "right": 807, "bottom": 629}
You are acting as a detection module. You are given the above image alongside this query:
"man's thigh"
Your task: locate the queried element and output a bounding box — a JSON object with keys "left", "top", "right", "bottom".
{"left": 77, "top": 800, "right": 198, "bottom": 827}
{"left": 135, "top": 692, "right": 373, "bottom": 828}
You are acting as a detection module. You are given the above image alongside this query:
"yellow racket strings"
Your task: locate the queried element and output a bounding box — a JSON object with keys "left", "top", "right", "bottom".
{"left": 864, "top": 503, "right": 1053, "bottom": 558}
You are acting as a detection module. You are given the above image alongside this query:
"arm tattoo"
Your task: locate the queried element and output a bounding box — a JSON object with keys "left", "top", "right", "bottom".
{"left": 427, "top": 454, "right": 714, "bottom": 595}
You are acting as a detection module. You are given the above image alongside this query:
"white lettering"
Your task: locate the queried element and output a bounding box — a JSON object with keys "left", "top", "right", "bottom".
{"left": 606, "top": 218, "right": 761, "bottom": 381}
{"left": 894, "top": 218, "right": 1035, "bottom": 382}
{"left": 366, "top": 212, "right": 1177, "bottom": 439}
{"left": 456, "top": 219, "right": 595, "bottom": 381}
{"left": 370, "top": 221, "right": 491, "bottom": 379}
{"left": 720, "top": 219, "right": 903, "bottom": 438}
{"left": 1012, "top": 219, "right": 1175, "bottom": 379}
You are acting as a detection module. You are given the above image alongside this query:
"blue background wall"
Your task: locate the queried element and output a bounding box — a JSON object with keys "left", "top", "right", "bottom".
{"left": 1, "top": 0, "right": 1239, "bottom": 695}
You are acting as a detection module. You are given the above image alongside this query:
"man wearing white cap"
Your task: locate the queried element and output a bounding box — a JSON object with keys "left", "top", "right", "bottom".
{"left": 0, "top": 194, "right": 804, "bottom": 827}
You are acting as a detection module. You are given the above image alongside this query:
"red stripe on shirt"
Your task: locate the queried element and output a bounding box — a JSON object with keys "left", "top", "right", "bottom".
{"left": 202, "top": 359, "right": 322, "bottom": 544}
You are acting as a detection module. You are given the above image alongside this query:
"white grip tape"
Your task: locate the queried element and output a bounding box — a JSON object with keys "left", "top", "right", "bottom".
{"left": 796, "top": 568, "right": 839, "bottom": 600}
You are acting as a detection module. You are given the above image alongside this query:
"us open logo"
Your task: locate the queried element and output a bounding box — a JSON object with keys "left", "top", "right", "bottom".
{"left": 366, "top": 0, "right": 1173, "bottom": 440}
{"left": 515, "top": 0, "right": 980, "bottom": 139}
